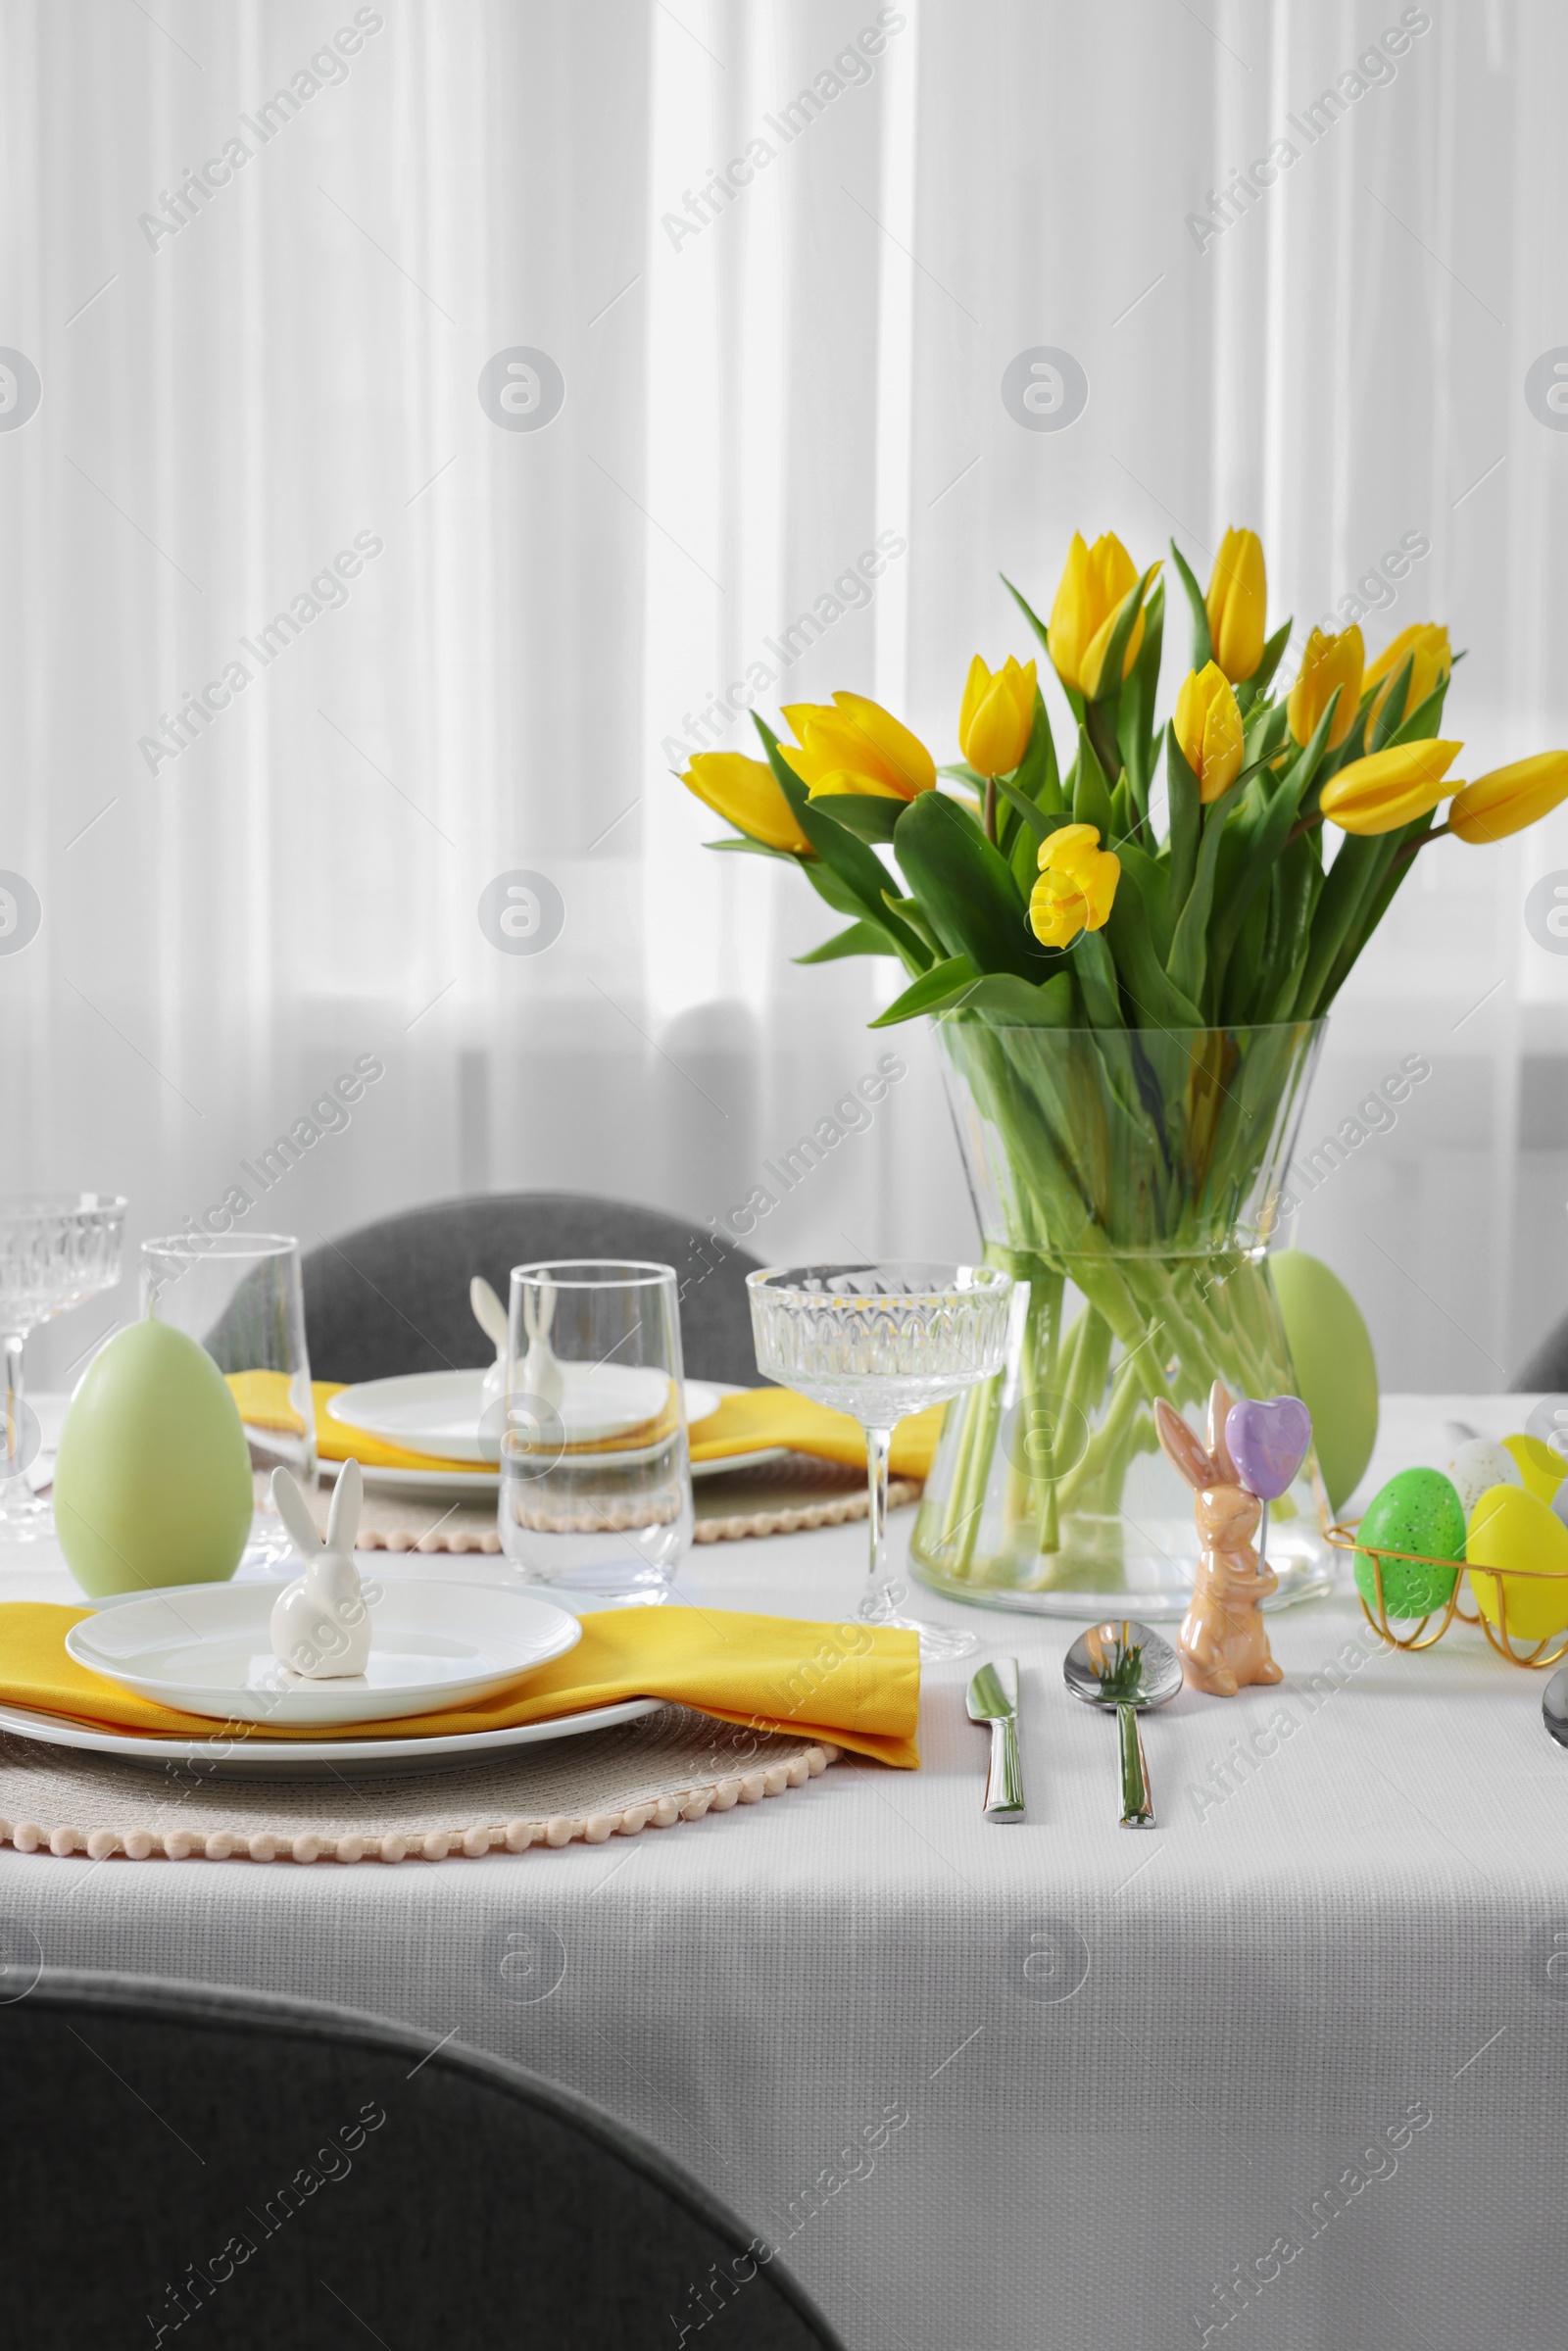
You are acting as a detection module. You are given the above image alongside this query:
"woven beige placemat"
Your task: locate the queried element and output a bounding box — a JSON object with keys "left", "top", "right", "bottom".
{"left": 0, "top": 1708, "right": 839, "bottom": 1865}
{"left": 280, "top": 1458, "right": 921, "bottom": 1553}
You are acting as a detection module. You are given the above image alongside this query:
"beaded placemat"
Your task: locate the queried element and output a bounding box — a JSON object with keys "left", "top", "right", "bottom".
{"left": 0, "top": 1707, "right": 839, "bottom": 1865}
{"left": 287, "top": 1457, "right": 921, "bottom": 1553}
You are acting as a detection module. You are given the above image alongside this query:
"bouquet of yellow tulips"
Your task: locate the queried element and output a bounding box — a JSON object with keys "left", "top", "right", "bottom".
{"left": 678, "top": 531, "right": 1568, "bottom": 1609}
{"left": 681, "top": 526, "right": 1568, "bottom": 1036}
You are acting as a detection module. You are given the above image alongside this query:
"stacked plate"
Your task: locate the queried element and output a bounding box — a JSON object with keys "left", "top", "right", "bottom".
{"left": 13, "top": 1577, "right": 660, "bottom": 1782}
{"left": 322, "top": 1370, "right": 780, "bottom": 1494}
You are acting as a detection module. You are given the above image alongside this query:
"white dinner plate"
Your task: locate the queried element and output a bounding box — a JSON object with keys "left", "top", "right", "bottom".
{"left": 326, "top": 1369, "right": 723, "bottom": 1463}
{"left": 64, "top": 1580, "right": 582, "bottom": 1728}
{"left": 320, "top": 1449, "right": 786, "bottom": 1497}
{"left": 0, "top": 1693, "right": 665, "bottom": 1781}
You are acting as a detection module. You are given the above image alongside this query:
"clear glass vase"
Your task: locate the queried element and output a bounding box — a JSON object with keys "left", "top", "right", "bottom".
{"left": 909, "top": 1018, "right": 1332, "bottom": 1620}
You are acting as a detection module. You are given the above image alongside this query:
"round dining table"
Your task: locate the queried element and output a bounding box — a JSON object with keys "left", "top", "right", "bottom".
{"left": 3, "top": 1395, "right": 1564, "bottom": 2349}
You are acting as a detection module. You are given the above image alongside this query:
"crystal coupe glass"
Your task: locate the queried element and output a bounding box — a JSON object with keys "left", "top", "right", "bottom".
{"left": 748, "top": 1261, "right": 1015, "bottom": 1661}
{"left": 0, "top": 1193, "right": 126, "bottom": 1543}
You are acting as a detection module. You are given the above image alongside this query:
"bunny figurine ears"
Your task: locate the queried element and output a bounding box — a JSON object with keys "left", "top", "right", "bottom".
{"left": 1153, "top": 1384, "right": 1312, "bottom": 1503}
{"left": 269, "top": 1461, "right": 370, "bottom": 1680}
{"left": 469, "top": 1272, "right": 565, "bottom": 1410}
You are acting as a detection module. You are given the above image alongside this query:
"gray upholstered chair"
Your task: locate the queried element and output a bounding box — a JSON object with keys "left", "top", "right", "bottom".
{"left": 297, "top": 1193, "right": 763, "bottom": 1386}
{"left": 2, "top": 1971, "right": 843, "bottom": 2349}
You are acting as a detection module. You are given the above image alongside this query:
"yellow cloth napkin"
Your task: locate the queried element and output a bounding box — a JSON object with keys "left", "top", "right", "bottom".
{"left": 228, "top": 1374, "right": 944, "bottom": 1483}
{"left": 0, "top": 1603, "right": 920, "bottom": 1768}
{"left": 682, "top": 1386, "right": 943, "bottom": 1479}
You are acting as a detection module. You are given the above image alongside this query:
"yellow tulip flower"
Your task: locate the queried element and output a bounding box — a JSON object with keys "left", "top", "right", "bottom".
{"left": 1364, "top": 621, "right": 1450, "bottom": 735}
{"left": 958, "top": 655, "right": 1036, "bottom": 778}
{"left": 681, "top": 752, "right": 812, "bottom": 854}
{"left": 1047, "top": 532, "right": 1149, "bottom": 699}
{"left": 1449, "top": 752, "right": 1568, "bottom": 844}
{"left": 1205, "top": 528, "right": 1267, "bottom": 683}
{"left": 1028, "top": 822, "right": 1120, "bottom": 949}
{"left": 1318, "top": 740, "right": 1462, "bottom": 837}
{"left": 1173, "top": 662, "right": 1246, "bottom": 803}
{"left": 780, "top": 691, "right": 936, "bottom": 801}
{"left": 1287, "top": 625, "right": 1364, "bottom": 750}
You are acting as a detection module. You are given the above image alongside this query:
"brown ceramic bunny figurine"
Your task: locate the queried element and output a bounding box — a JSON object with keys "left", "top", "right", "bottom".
{"left": 1153, "top": 1379, "right": 1283, "bottom": 1697}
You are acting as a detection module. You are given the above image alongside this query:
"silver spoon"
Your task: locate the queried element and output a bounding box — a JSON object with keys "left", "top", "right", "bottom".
{"left": 1543, "top": 1666, "right": 1568, "bottom": 1749}
{"left": 1063, "top": 1619, "right": 1183, "bottom": 1830}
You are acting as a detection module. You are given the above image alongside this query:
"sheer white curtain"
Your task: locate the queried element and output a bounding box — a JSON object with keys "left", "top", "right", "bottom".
{"left": 2, "top": 0, "right": 1563, "bottom": 1391}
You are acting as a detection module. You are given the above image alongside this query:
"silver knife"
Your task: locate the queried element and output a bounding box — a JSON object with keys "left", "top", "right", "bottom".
{"left": 966, "top": 1658, "right": 1024, "bottom": 1822}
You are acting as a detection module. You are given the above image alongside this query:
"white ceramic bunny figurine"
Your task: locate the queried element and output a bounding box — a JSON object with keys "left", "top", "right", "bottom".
{"left": 516, "top": 1275, "right": 564, "bottom": 1411}
{"left": 269, "top": 1459, "right": 371, "bottom": 1679}
{"left": 470, "top": 1275, "right": 511, "bottom": 1408}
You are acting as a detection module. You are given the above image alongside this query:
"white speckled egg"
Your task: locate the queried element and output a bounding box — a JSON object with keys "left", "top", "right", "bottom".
{"left": 1446, "top": 1438, "right": 1522, "bottom": 1522}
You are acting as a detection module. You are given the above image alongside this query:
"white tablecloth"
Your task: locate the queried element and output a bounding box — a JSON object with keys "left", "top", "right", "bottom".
{"left": 4, "top": 1397, "right": 1566, "bottom": 2349}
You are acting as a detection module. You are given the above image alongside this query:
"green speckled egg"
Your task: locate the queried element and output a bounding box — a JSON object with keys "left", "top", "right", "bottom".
{"left": 1354, "top": 1468, "right": 1464, "bottom": 1619}
{"left": 54, "top": 1320, "right": 255, "bottom": 1597}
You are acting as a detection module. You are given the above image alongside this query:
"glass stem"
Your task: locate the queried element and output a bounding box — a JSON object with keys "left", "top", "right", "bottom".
{"left": 860, "top": 1424, "right": 896, "bottom": 1622}
{"left": 2, "top": 1330, "right": 29, "bottom": 1505}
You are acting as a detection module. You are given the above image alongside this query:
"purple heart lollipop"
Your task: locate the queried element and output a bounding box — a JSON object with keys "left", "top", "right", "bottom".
{"left": 1225, "top": 1395, "right": 1312, "bottom": 1500}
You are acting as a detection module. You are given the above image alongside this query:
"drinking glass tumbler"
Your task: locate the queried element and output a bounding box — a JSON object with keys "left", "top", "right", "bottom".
{"left": 498, "top": 1260, "right": 693, "bottom": 1606}
{"left": 141, "top": 1233, "right": 316, "bottom": 1567}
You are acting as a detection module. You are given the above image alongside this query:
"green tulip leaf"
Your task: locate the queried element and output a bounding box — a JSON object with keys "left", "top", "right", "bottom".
{"left": 753, "top": 716, "right": 930, "bottom": 969}
{"left": 1319, "top": 813, "right": 1433, "bottom": 1007}
{"left": 1070, "top": 927, "right": 1124, "bottom": 1029}
{"left": 1103, "top": 865, "right": 1202, "bottom": 1027}
{"left": 1088, "top": 563, "right": 1161, "bottom": 714}
{"left": 1237, "top": 615, "right": 1293, "bottom": 710}
{"left": 1001, "top": 573, "right": 1053, "bottom": 663}
{"left": 1168, "top": 541, "right": 1213, "bottom": 672}
{"left": 795, "top": 919, "right": 897, "bottom": 965}
{"left": 869, "top": 955, "right": 980, "bottom": 1027}
{"left": 810, "top": 792, "right": 905, "bottom": 843}
{"left": 1166, "top": 781, "right": 1242, "bottom": 1011}
{"left": 803, "top": 855, "right": 876, "bottom": 921}
{"left": 881, "top": 891, "right": 947, "bottom": 963}
{"left": 1011, "top": 687, "right": 1062, "bottom": 814}
{"left": 893, "top": 787, "right": 1040, "bottom": 980}
{"left": 994, "top": 773, "right": 1052, "bottom": 843}
{"left": 1117, "top": 575, "right": 1165, "bottom": 811}
{"left": 1207, "top": 689, "right": 1341, "bottom": 997}
{"left": 704, "top": 837, "right": 803, "bottom": 863}
{"left": 1365, "top": 656, "right": 1414, "bottom": 752}
{"left": 1071, "top": 724, "right": 1115, "bottom": 840}
{"left": 1242, "top": 696, "right": 1291, "bottom": 768}
{"left": 1292, "top": 832, "right": 1392, "bottom": 1019}
{"left": 1164, "top": 721, "right": 1201, "bottom": 916}
{"left": 1382, "top": 678, "right": 1450, "bottom": 750}
{"left": 1115, "top": 843, "right": 1174, "bottom": 963}
{"left": 965, "top": 972, "right": 1076, "bottom": 1028}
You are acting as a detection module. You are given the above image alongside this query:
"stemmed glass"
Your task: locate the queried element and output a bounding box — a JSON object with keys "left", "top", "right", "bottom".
{"left": 748, "top": 1261, "right": 1015, "bottom": 1661}
{"left": 0, "top": 1193, "right": 126, "bottom": 1543}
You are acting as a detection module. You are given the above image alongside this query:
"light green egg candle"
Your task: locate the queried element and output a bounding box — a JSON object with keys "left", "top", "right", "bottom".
{"left": 54, "top": 1320, "right": 256, "bottom": 1597}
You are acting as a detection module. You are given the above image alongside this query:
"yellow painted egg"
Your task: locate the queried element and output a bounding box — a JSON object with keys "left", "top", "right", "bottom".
{"left": 1465, "top": 1483, "right": 1568, "bottom": 1642}
{"left": 1502, "top": 1433, "right": 1565, "bottom": 1504}
{"left": 53, "top": 1320, "right": 255, "bottom": 1598}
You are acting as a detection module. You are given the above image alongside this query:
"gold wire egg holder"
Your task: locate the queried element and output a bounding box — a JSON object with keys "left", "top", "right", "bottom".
{"left": 1326, "top": 1522, "right": 1568, "bottom": 1669}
